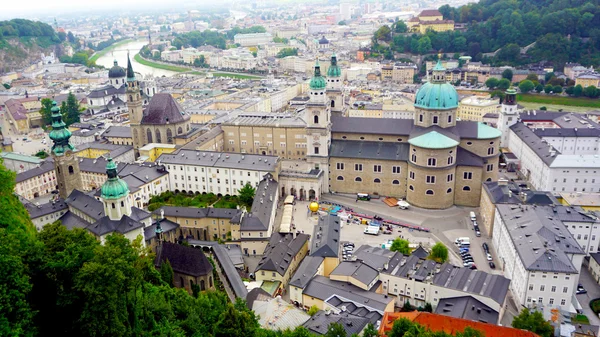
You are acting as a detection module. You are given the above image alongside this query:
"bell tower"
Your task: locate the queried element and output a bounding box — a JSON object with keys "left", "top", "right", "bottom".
{"left": 497, "top": 88, "right": 519, "bottom": 147}
{"left": 100, "top": 157, "right": 132, "bottom": 220}
{"left": 305, "top": 59, "right": 331, "bottom": 193}
{"left": 125, "top": 53, "right": 144, "bottom": 154}
{"left": 326, "top": 52, "right": 344, "bottom": 114}
{"left": 49, "top": 101, "right": 83, "bottom": 198}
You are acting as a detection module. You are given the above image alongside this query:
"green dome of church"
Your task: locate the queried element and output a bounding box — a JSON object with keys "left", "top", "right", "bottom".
{"left": 310, "top": 59, "right": 327, "bottom": 90}
{"left": 101, "top": 157, "right": 130, "bottom": 200}
{"left": 48, "top": 101, "right": 75, "bottom": 156}
{"left": 414, "top": 60, "right": 458, "bottom": 110}
{"left": 327, "top": 53, "right": 341, "bottom": 78}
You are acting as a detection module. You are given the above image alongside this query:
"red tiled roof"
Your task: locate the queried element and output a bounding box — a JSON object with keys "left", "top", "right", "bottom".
{"left": 419, "top": 9, "right": 443, "bottom": 17}
{"left": 379, "top": 312, "right": 540, "bottom": 337}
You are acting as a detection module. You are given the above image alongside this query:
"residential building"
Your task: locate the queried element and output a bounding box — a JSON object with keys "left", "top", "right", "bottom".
{"left": 457, "top": 96, "right": 499, "bottom": 122}
{"left": 560, "top": 192, "right": 600, "bottom": 211}
{"left": 102, "top": 125, "right": 133, "bottom": 145}
{"left": 22, "top": 197, "right": 68, "bottom": 230}
{"left": 392, "top": 63, "right": 417, "bottom": 84}
{"left": 576, "top": 72, "right": 600, "bottom": 88}
{"left": 1, "top": 152, "right": 43, "bottom": 173}
{"left": 310, "top": 214, "right": 341, "bottom": 276}
{"left": 435, "top": 296, "right": 499, "bottom": 324}
{"left": 15, "top": 160, "right": 57, "bottom": 200}
{"left": 407, "top": 10, "right": 455, "bottom": 34}
{"left": 492, "top": 204, "right": 585, "bottom": 310}
{"left": 304, "top": 310, "right": 371, "bottom": 336}
{"left": 158, "top": 150, "right": 279, "bottom": 195}
{"left": 234, "top": 33, "right": 273, "bottom": 46}
{"left": 254, "top": 233, "right": 310, "bottom": 294}
{"left": 588, "top": 253, "right": 600, "bottom": 285}
{"left": 153, "top": 206, "right": 241, "bottom": 242}
{"left": 155, "top": 242, "right": 214, "bottom": 294}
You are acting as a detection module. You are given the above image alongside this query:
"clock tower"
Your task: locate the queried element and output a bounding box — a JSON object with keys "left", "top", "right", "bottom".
{"left": 49, "top": 101, "right": 83, "bottom": 198}
{"left": 305, "top": 59, "right": 331, "bottom": 193}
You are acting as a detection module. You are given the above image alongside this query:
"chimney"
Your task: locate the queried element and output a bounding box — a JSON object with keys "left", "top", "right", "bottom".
{"left": 498, "top": 178, "right": 508, "bottom": 186}
{"left": 520, "top": 192, "right": 528, "bottom": 203}
{"left": 508, "top": 190, "right": 513, "bottom": 199}
{"left": 160, "top": 209, "right": 164, "bottom": 219}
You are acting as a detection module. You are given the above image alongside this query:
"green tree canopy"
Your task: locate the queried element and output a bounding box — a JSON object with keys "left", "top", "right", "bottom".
{"left": 39, "top": 98, "right": 54, "bottom": 126}
{"left": 428, "top": 242, "right": 448, "bottom": 263}
{"left": 485, "top": 77, "right": 499, "bottom": 89}
{"left": 519, "top": 80, "right": 535, "bottom": 93}
{"left": 497, "top": 78, "right": 511, "bottom": 90}
{"left": 512, "top": 308, "right": 553, "bottom": 337}
{"left": 325, "top": 322, "right": 347, "bottom": 337}
{"left": 276, "top": 48, "right": 298, "bottom": 58}
{"left": 501, "top": 69, "right": 513, "bottom": 81}
{"left": 238, "top": 183, "right": 256, "bottom": 209}
{"left": 390, "top": 238, "right": 410, "bottom": 254}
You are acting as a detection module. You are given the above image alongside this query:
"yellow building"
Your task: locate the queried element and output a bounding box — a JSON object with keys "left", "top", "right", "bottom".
{"left": 255, "top": 233, "right": 310, "bottom": 294}
{"left": 408, "top": 9, "right": 455, "bottom": 34}
{"left": 559, "top": 192, "right": 600, "bottom": 211}
{"left": 138, "top": 143, "right": 176, "bottom": 162}
{"left": 576, "top": 72, "right": 600, "bottom": 88}
{"left": 457, "top": 96, "right": 499, "bottom": 122}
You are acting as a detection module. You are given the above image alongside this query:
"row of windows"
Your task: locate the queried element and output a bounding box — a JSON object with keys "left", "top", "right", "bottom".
{"left": 418, "top": 114, "right": 453, "bottom": 124}
{"left": 528, "top": 284, "right": 569, "bottom": 293}
{"left": 526, "top": 297, "right": 566, "bottom": 306}
{"left": 407, "top": 185, "right": 471, "bottom": 193}
{"left": 336, "top": 176, "right": 401, "bottom": 184}
{"left": 556, "top": 178, "right": 596, "bottom": 183}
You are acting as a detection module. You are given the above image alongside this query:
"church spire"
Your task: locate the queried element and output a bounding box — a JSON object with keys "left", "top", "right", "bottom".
{"left": 309, "top": 58, "right": 326, "bottom": 90}
{"left": 126, "top": 53, "right": 136, "bottom": 82}
{"left": 49, "top": 101, "right": 74, "bottom": 156}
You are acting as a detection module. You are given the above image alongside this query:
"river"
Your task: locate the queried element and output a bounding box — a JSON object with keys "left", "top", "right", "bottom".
{"left": 95, "top": 40, "right": 178, "bottom": 78}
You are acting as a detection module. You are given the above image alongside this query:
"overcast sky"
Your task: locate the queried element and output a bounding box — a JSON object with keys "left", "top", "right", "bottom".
{"left": 1, "top": 0, "right": 213, "bottom": 19}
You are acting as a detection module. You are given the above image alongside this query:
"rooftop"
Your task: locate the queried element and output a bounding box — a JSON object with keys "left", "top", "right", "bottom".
{"left": 435, "top": 296, "right": 499, "bottom": 324}
{"left": 310, "top": 215, "right": 341, "bottom": 258}
{"left": 159, "top": 150, "right": 278, "bottom": 172}
{"left": 155, "top": 242, "right": 213, "bottom": 277}
{"left": 255, "top": 232, "right": 309, "bottom": 276}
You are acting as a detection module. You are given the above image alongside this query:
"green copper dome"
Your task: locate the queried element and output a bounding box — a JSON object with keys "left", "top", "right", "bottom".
{"left": 101, "top": 157, "right": 130, "bottom": 200}
{"left": 414, "top": 60, "right": 458, "bottom": 110}
{"left": 327, "top": 53, "right": 341, "bottom": 78}
{"left": 48, "top": 101, "right": 75, "bottom": 156}
{"left": 309, "top": 59, "right": 327, "bottom": 90}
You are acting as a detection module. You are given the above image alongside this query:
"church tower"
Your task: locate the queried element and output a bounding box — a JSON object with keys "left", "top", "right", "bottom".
{"left": 326, "top": 52, "right": 344, "bottom": 114}
{"left": 413, "top": 59, "right": 458, "bottom": 128}
{"left": 49, "top": 101, "right": 83, "bottom": 198}
{"left": 100, "top": 157, "right": 132, "bottom": 220}
{"left": 305, "top": 59, "right": 331, "bottom": 193}
{"left": 497, "top": 88, "right": 519, "bottom": 147}
{"left": 126, "top": 54, "right": 144, "bottom": 154}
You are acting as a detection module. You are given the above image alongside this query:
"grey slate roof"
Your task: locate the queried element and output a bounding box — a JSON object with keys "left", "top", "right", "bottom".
{"left": 289, "top": 256, "right": 325, "bottom": 289}
{"left": 352, "top": 245, "right": 400, "bottom": 270}
{"left": 255, "top": 233, "right": 309, "bottom": 276}
{"left": 144, "top": 218, "right": 179, "bottom": 241}
{"left": 303, "top": 310, "right": 370, "bottom": 336}
{"left": 159, "top": 150, "right": 278, "bottom": 172}
{"left": 435, "top": 296, "right": 499, "bottom": 324}
{"left": 87, "top": 85, "right": 125, "bottom": 99}
{"left": 58, "top": 211, "right": 89, "bottom": 230}
{"left": 141, "top": 93, "right": 190, "bottom": 125}
{"left": 303, "top": 275, "right": 392, "bottom": 313}
{"left": 65, "top": 189, "right": 105, "bottom": 221}
{"left": 330, "top": 261, "right": 379, "bottom": 286}
{"left": 311, "top": 215, "right": 341, "bottom": 258}
{"left": 153, "top": 206, "right": 241, "bottom": 220}
{"left": 155, "top": 242, "right": 213, "bottom": 277}
{"left": 456, "top": 147, "right": 484, "bottom": 167}
{"left": 482, "top": 181, "right": 559, "bottom": 205}
{"left": 102, "top": 126, "right": 132, "bottom": 138}
{"left": 241, "top": 174, "right": 278, "bottom": 231}
{"left": 432, "top": 263, "right": 510, "bottom": 305}
{"left": 16, "top": 160, "right": 55, "bottom": 183}
{"left": 87, "top": 215, "right": 145, "bottom": 236}
{"left": 509, "top": 122, "right": 557, "bottom": 166}
{"left": 76, "top": 142, "right": 133, "bottom": 159}
{"left": 496, "top": 204, "right": 586, "bottom": 273}
{"left": 23, "top": 198, "right": 67, "bottom": 219}
{"left": 329, "top": 140, "right": 410, "bottom": 161}
{"left": 331, "top": 115, "right": 413, "bottom": 136}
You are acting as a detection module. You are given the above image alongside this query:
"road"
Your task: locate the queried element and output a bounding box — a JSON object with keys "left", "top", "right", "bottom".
{"left": 576, "top": 263, "right": 600, "bottom": 326}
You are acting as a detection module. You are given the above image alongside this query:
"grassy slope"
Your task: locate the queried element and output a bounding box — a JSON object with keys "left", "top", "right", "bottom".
{"left": 89, "top": 39, "right": 133, "bottom": 63}
{"left": 133, "top": 54, "right": 191, "bottom": 72}
{"left": 517, "top": 94, "right": 600, "bottom": 109}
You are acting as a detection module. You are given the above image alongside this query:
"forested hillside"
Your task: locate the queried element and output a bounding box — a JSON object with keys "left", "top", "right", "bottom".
{"left": 373, "top": 0, "right": 600, "bottom": 67}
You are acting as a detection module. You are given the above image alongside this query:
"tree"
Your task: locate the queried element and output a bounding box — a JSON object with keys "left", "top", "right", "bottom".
{"left": 374, "top": 25, "right": 392, "bottom": 42}
{"left": 62, "top": 93, "right": 81, "bottom": 126}
{"left": 535, "top": 83, "right": 544, "bottom": 93}
{"left": 390, "top": 238, "right": 410, "bottom": 254}
{"left": 485, "top": 78, "right": 499, "bottom": 89}
{"left": 518, "top": 80, "right": 535, "bottom": 93}
{"left": 502, "top": 69, "right": 513, "bottom": 81}
{"left": 565, "top": 86, "right": 575, "bottom": 95}
{"left": 67, "top": 31, "right": 76, "bottom": 43}
{"left": 393, "top": 21, "right": 408, "bottom": 33}
{"left": 428, "top": 242, "right": 448, "bottom": 263}
{"left": 526, "top": 74, "right": 538, "bottom": 82}
{"left": 215, "top": 302, "right": 260, "bottom": 337}
{"left": 307, "top": 305, "right": 319, "bottom": 316}
{"left": 496, "top": 44, "right": 520, "bottom": 63}
{"left": 497, "top": 78, "right": 511, "bottom": 90}
{"left": 553, "top": 85, "right": 563, "bottom": 94}
{"left": 238, "top": 183, "right": 256, "bottom": 209}
{"left": 338, "top": 20, "right": 347, "bottom": 25}
{"left": 490, "top": 90, "right": 506, "bottom": 103}
{"left": 417, "top": 36, "right": 432, "bottom": 54}
{"left": 573, "top": 84, "right": 583, "bottom": 97}
{"left": 583, "top": 85, "right": 600, "bottom": 98}
{"left": 401, "top": 301, "right": 414, "bottom": 312}
{"left": 159, "top": 259, "right": 174, "bottom": 287}
{"left": 512, "top": 308, "right": 553, "bottom": 337}
{"left": 2, "top": 83, "right": 9, "bottom": 89}
{"left": 276, "top": 48, "right": 298, "bottom": 58}
{"left": 545, "top": 72, "right": 555, "bottom": 82}
{"left": 325, "top": 322, "right": 347, "bottom": 337}
{"left": 57, "top": 31, "right": 66, "bottom": 42}
{"left": 362, "top": 323, "right": 378, "bottom": 337}
{"left": 39, "top": 98, "right": 54, "bottom": 126}
{"left": 423, "top": 302, "right": 433, "bottom": 312}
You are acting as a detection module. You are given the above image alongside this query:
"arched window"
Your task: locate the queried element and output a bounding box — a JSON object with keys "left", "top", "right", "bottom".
{"left": 180, "top": 277, "right": 184, "bottom": 287}
{"left": 166, "top": 129, "right": 173, "bottom": 144}
{"left": 337, "top": 176, "right": 344, "bottom": 181}
{"left": 427, "top": 158, "right": 436, "bottom": 166}
{"left": 178, "top": 127, "right": 183, "bottom": 134}
{"left": 447, "top": 188, "right": 453, "bottom": 193}
{"left": 209, "top": 276, "right": 213, "bottom": 288}
{"left": 463, "top": 186, "right": 471, "bottom": 191}
{"left": 111, "top": 203, "right": 115, "bottom": 209}
{"left": 488, "top": 147, "right": 495, "bottom": 155}
{"left": 374, "top": 178, "right": 381, "bottom": 183}
{"left": 448, "top": 156, "right": 454, "bottom": 165}
{"left": 155, "top": 129, "right": 162, "bottom": 143}
{"left": 409, "top": 185, "right": 414, "bottom": 191}
{"left": 314, "top": 115, "right": 319, "bottom": 124}
{"left": 133, "top": 128, "right": 138, "bottom": 143}
{"left": 392, "top": 180, "right": 400, "bottom": 185}
{"left": 486, "top": 177, "right": 492, "bottom": 182}
{"left": 121, "top": 201, "right": 124, "bottom": 207}
{"left": 68, "top": 166, "right": 74, "bottom": 174}
{"left": 200, "top": 279, "right": 206, "bottom": 291}
{"left": 355, "top": 177, "right": 362, "bottom": 182}
{"left": 129, "top": 95, "right": 133, "bottom": 102}
{"left": 331, "top": 100, "right": 335, "bottom": 108}
{"left": 147, "top": 128, "right": 153, "bottom": 143}
{"left": 426, "top": 190, "right": 434, "bottom": 195}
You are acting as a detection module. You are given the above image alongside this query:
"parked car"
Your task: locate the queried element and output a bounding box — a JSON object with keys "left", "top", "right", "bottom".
{"left": 469, "top": 264, "right": 477, "bottom": 270}
{"left": 577, "top": 284, "right": 587, "bottom": 294}
{"left": 486, "top": 253, "right": 493, "bottom": 261}
{"left": 475, "top": 229, "right": 481, "bottom": 237}
{"left": 463, "top": 261, "right": 475, "bottom": 267}
{"left": 482, "top": 242, "right": 489, "bottom": 253}
{"left": 489, "top": 261, "right": 495, "bottom": 269}
{"left": 383, "top": 230, "right": 392, "bottom": 235}
{"left": 344, "top": 242, "right": 355, "bottom": 248}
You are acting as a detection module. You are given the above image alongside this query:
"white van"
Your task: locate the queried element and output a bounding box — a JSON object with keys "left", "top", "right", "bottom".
{"left": 455, "top": 237, "right": 470, "bottom": 245}
{"left": 364, "top": 226, "right": 380, "bottom": 235}
{"left": 469, "top": 212, "right": 477, "bottom": 221}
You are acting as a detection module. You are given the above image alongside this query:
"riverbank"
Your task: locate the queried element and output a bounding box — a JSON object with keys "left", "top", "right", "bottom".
{"left": 89, "top": 39, "right": 136, "bottom": 64}
{"left": 517, "top": 93, "right": 600, "bottom": 109}
{"left": 133, "top": 54, "right": 193, "bottom": 72}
